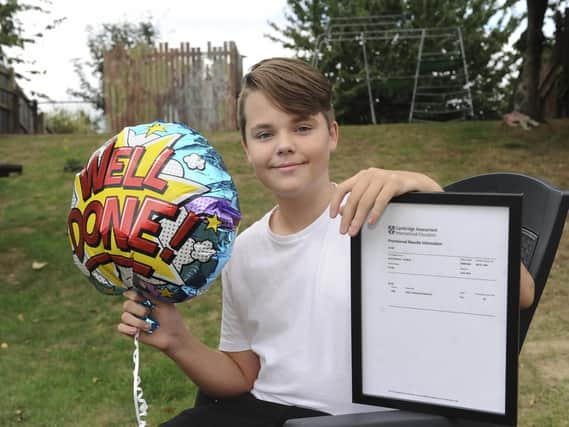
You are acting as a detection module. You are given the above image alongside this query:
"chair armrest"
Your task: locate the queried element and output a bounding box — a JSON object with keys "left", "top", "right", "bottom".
{"left": 283, "top": 410, "right": 501, "bottom": 426}
{"left": 283, "top": 410, "right": 503, "bottom": 427}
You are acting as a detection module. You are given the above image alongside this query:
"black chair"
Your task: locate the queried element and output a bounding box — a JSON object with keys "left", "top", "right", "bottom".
{"left": 284, "top": 173, "right": 569, "bottom": 427}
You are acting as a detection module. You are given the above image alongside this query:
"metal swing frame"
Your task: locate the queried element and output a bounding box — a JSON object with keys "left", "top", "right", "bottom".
{"left": 312, "top": 16, "right": 474, "bottom": 123}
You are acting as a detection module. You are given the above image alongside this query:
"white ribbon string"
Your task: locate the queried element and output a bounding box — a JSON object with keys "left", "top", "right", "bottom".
{"left": 133, "top": 331, "right": 149, "bottom": 427}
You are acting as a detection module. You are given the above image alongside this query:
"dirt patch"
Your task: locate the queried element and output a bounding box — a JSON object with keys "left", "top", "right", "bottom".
{"left": 0, "top": 247, "right": 27, "bottom": 285}
{"left": 8, "top": 226, "right": 35, "bottom": 235}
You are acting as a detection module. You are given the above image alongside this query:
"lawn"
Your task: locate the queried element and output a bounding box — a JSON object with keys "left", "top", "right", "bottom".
{"left": 1, "top": 120, "right": 568, "bottom": 426}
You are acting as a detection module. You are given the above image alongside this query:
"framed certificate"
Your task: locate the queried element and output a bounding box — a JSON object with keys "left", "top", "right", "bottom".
{"left": 351, "top": 192, "right": 521, "bottom": 426}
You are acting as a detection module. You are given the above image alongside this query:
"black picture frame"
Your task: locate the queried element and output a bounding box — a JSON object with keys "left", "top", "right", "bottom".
{"left": 351, "top": 192, "right": 521, "bottom": 426}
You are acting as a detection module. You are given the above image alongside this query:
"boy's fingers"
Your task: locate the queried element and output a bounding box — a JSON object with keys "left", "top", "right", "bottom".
{"left": 121, "top": 311, "right": 151, "bottom": 332}
{"left": 330, "top": 176, "right": 355, "bottom": 217}
{"left": 336, "top": 190, "right": 354, "bottom": 233}
{"left": 117, "top": 322, "right": 138, "bottom": 337}
{"left": 123, "top": 290, "right": 159, "bottom": 309}
{"left": 347, "top": 186, "right": 382, "bottom": 236}
{"left": 123, "top": 290, "right": 143, "bottom": 302}
{"left": 367, "top": 199, "right": 389, "bottom": 225}
{"left": 123, "top": 299, "right": 151, "bottom": 318}
{"left": 340, "top": 191, "right": 361, "bottom": 234}
{"left": 343, "top": 172, "right": 386, "bottom": 234}
{"left": 367, "top": 186, "right": 395, "bottom": 225}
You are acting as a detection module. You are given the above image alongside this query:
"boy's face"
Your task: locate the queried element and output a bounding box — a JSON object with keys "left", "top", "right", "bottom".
{"left": 241, "top": 90, "right": 338, "bottom": 200}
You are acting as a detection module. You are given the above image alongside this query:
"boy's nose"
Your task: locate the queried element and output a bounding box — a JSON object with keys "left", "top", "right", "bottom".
{"left": 276, "top": 134, "right": 295, "bottom": 155}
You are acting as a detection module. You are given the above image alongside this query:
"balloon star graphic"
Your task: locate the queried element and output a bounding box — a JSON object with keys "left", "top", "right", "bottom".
{"left": 146, "top": 122, "right": 167, "bottom": 136}
{"left": 206, "top": 214, "right": 222, "bottom": 232}
{"left": 159, "top": 287, "right": 175, "bottom": 298}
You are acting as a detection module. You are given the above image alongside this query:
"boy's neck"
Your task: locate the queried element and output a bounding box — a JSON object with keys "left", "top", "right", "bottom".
{"left": 269, "top": 179, "right": 335, "bottom": 236}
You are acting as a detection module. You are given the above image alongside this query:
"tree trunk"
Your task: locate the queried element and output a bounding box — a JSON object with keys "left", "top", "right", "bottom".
{"left": 517, "top": 0, "right": 548, "bottom": 120}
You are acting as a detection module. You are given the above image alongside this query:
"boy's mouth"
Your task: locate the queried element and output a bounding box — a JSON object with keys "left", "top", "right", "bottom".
{"left": 272, "top": 161, "right": 306, "bottom": 169}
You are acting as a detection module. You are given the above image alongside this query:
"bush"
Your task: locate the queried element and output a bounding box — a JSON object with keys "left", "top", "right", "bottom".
{"left": 45, "top": 108, "right": 98, "bottom": 134}
{"left": 63, "top": 157, "right": 84, "bottom": 173}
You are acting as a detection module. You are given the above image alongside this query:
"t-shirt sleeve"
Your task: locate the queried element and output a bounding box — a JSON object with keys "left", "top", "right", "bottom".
{"left": 219, "top": 263, "right": 250, "bottom": 352}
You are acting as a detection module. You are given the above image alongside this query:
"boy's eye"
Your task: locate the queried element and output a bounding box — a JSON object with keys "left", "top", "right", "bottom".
{"left": 296, "top": 126, "right": 311, "bottom": 134}
{"left": 255, "top": 132, "right": 272, "bottom": 140}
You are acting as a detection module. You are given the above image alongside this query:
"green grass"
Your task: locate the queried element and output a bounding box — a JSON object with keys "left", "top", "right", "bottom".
{"left": 1, "top": 120, "right": 568, "bottom": 426}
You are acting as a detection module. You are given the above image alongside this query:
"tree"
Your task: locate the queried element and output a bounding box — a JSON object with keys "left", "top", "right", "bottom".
{"left": 67, "top": 20, "right": 159, "bottom": 112}
{"left": 267, "top": 0, "right": 523, "bottom": 123}
{"left": 0, "top": 0, "right": 64, "bottom": 92}
{"left": 268, "top": 0, "right": 406, "bottom": 123}
{"left": 521, "top": 0, "right": 548, "bottom": 119}
{"left": 512, "top": 0, "right": 564, "bottom": 120}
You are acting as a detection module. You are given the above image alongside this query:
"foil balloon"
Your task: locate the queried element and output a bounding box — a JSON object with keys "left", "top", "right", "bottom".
{"left": 67, "top": 122, "right": 240, "bottom": 303}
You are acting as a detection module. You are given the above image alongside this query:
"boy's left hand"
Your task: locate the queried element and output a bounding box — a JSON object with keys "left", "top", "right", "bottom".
{"left": 330, "top": 168, "right": 442, "bottom": 236}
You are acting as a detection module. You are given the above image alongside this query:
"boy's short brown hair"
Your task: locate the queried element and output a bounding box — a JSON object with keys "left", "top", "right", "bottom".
{"left": 237, "top": 57, "right": 335, "bottom": 142}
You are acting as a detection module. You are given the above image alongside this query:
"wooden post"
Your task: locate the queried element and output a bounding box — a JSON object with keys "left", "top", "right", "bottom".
{"left": 31, "top": 99, "right": 39, "bottom": 133}
{"left": 36, "top": 112, "right": 45, "bottom": 134}
{"left": 11, "top": 88, "right": 19, "bottom": 133}
{"left": 104, "top": 47, "right": 116, "bottom": 132}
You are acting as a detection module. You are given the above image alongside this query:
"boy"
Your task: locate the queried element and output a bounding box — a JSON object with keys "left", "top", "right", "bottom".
{"left": 119, "top": 58, "right": 534, "bottom": 426}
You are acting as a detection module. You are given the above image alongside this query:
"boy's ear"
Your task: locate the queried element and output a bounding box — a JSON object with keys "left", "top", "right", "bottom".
{"left": 328, "top": 121, "right": 339, "bottom": 152}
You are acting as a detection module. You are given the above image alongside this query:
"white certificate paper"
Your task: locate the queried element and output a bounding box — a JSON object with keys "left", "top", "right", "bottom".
{"left": 352, "top": 193, "right": 520, "bottom": 425}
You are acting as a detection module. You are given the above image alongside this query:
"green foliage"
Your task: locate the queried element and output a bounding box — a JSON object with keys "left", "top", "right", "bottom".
{"left": 45, "top": 108, "right": 97, "bottom": 134}
{"left": 67, "top": 20, "right": 160, "bottom": 112}
{"left": 0, "top": 0, "right": 43, "bottom": 64}
{"left": 0, "top": 0, "right": 64, "bottom": 87}
{"left": 268, "top": 0, "right": 524, "bottom": 122}
{"left": 63, "top": 157, "right": 84, "bottom": 173}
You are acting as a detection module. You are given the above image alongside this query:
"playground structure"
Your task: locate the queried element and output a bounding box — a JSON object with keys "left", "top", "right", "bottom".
{"left": 312, "top": 15, "right": 474, "bottom": 124}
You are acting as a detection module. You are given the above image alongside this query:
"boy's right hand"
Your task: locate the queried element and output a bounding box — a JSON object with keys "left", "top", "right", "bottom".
{"left": 119, "top": 291, "right": 260, "bottom": 397}
{"left": 330, "top": 168, "right": 442, "bottom": 236}
{"left": 117, "top": 290, "right": 190, "bottom": 356}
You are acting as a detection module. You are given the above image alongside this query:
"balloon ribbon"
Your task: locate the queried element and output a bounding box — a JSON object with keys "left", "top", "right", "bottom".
{"left": 133, "top": 331, "right": 149, "bottom": 427}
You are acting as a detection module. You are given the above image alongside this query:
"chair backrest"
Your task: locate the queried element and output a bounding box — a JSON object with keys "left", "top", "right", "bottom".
{"left": 444, "top": 172, "right": 569, "bottom": 350}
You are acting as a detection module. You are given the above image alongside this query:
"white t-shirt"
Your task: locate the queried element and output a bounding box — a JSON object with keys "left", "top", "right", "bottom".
{"left": 219, "top": 205, "right": 390, "bottom": 415}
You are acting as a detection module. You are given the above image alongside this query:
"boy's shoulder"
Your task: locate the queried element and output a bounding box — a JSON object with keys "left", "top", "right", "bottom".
{"left": 234, "top": 209, "right": 273, "bottom": 246}
{"left": 226, "top": 210, "right": 272, "bottom": 272}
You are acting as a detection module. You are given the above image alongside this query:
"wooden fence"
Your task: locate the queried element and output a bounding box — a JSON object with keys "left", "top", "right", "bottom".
{"left": 0, "top": 65, "right": 44, "bottom": 134}
{"left": 104, "top": 41, "right": 243, "bottom": 134}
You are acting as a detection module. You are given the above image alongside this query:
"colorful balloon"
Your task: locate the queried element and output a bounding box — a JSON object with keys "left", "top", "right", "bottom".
{"left": 67, "top": 122, "right": 240, "bottom": 303}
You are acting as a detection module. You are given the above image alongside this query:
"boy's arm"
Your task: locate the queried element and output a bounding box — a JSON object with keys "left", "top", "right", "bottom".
{"left": 118, "top": 291, "right": 260, "bottom": 398}
{"left": 520, "top": 264, "right": 535, "bottom": 309}
{"left": 167, "top": 339, "right": 260, "bottom": 398}
{"left": 330, "top": 168, "right": 535, "bottom": 310}
{"left": 330, "top": 168, "right": 442, "bottom": 237}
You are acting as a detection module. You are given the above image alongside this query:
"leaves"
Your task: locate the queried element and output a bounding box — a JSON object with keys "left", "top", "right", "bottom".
{"left": 0, "top": 0, "right": 65, "bottom": 89}
{"left": 268, "top": 0, "right": 528, "bottom": 121}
